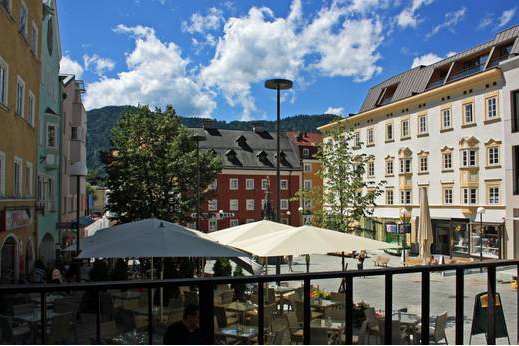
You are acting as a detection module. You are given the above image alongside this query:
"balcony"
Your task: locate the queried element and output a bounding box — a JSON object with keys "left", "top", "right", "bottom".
{"left": 449, "top": 64, "right": 485, "bottom": 82}
{"left": 425, "top": 78, "right": 445, "bottom": 90}
{"left": 0, "top": 259, "right": 516, "bottom": 344}
{"left": 487, "top": 54, "right": 510, "bottom": 68}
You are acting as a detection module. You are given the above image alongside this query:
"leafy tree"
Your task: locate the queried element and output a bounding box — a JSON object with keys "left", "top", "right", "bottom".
{"left": 316, "top": 119, "right": 385, "bottom": 232}
{"left": 291, "top": 185, "right": 325, "bottom": 227}
{"left": 212, "top": 258, "right": 232, "bottom": 277}
{"left": 100, "top": 106, "right": 222, "bottom": 224}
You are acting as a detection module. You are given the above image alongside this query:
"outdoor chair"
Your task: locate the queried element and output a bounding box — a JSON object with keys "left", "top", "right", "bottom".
{"left": 220, "top": 290, "right": 235, "bottom": 304}
{"left": 339, "top": 320, "right": 368, "bottom": 345}
{"left": 295, "top": 300, "right": 323, "bottom": 323}
{"left": 246, "top": 302, "right": 276, "bottom": 330}
{"left": 100, "top": 292, "right": 114, "bottom": 322}
{"left": 286, "top": 311, "right": 303, "bottom": 344}
{"left": 0, "top": 314, "right": 31, "bottom": 344}
{"left": 271, "top": 327, "right": 286, "bottom": 345}
{"left": 47, "top": 312, "right": 75, "bottom": 344}
{"left": 429, "top": 311, "right": 448, "bottom": 344}
{"left": 53, "top": 300, "right": 79, "bottom": 341}
{"left": 119, "top": 309, "right": 147, "bottom": 331}
{"left": 12, "top": 303, "right": 35, "bottom": 315}
{"left": 364, "top": 307, "right": 380, "bottom": 341}
{"left": 377, "top": 319, "right": 408, "bottom": 345}
{"left": 214, "top": 306, "right": 239, "bottom": 328}
{"left": 100, "top": 320, "right": 119, "bottom": 338}
{"left": 309, "top": 327, "right": 329, "bottom": 345}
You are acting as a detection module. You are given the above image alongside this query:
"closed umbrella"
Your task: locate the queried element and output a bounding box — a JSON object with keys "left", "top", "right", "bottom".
{"left": 418, "top": 187, "right": 434, "bottom": 263}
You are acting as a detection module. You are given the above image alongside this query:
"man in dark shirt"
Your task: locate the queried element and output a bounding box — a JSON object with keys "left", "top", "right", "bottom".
{"left": 163, "top": 304, "right": 200, "bottom": 345}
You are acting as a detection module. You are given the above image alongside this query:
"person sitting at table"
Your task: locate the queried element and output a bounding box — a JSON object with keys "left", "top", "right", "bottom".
{"left": 51, "top": 268, "right": 63, "bottom": 284}
{"left": 428, "top": 256, "right": 439, "bottom": 265}
{"left": 29, "top": 260, "right": 48, "bottom": 283}
{"left": 163, "top": 304, "right": 200, "bottom": 345}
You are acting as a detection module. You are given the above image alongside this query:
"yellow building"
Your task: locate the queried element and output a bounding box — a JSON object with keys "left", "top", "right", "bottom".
{"left": 0, "top": 0, "right": 42, "bottom": 283}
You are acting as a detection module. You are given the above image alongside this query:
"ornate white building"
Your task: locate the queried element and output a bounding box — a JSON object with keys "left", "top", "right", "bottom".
{"left": 319, "top": 25, "right": 519, "bottom": 260}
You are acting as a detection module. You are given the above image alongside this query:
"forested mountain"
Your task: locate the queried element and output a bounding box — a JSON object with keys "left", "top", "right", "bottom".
{"left": 86, "top": 105, "right": 338, "bottom": 175}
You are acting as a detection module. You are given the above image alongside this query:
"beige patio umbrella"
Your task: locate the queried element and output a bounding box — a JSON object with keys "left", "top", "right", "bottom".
{"left": 207, "top": 219, "right": 295, "bottom": 246}
{"left": 418, "top": 187, "right": 434, "bottom": 263}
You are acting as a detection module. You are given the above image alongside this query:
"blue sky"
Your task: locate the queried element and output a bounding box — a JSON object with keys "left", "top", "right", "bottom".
{"left": 58, "top": 0, "right": 518, "bottom": 121}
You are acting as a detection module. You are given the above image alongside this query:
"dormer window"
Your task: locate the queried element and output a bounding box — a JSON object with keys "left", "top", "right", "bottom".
{"left": 225, "top": 149, "right": 237, "bottom": 161}
{"left": 235, "top": 135, "right": 247, "bottom": 145}
{"left": 375, "top": 83, "right": 398, "bottom": 106}
{"left": 449, "top": 52, "right": 489, "bottom": 82}
{"left": 488, "top": 42, "right": 514, "bottom": 68}
{"left": 426, "top": 65, "right": 449, "bottom": 89}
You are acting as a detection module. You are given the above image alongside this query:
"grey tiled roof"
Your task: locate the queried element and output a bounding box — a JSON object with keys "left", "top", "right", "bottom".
{"left": 358, "top": 25, "right": 519, "bottom": 114}
{"left": 189, "top": 128, "right": 301, "bottom": 171}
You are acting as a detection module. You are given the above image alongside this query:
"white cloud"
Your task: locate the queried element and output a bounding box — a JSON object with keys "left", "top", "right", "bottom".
{"left": 324, "top": 107, "right": 344, "bottom": 115}
{"left": 83, "top": 54, "right": 115, "bottom": 76}
{"left": 200, "top": 0, "right": 384, "bottom": 120}
{"left": 60, "top": 55, "right": 83, "bottom": 79}
{"left": 83, "top": 24, "right": 216, "bottom": 116}
{"left": 411, "top": 51, "right": 457, "bottom": 68}
{"left": 478, "top": 13, "right": 493, "bottom": 30}
{"left": 497, "top": 7, "right": 516, "bottom": 28}
{"left": 396, "top": 0, "right": 434, "bottom": 29}
{"left": 426, "top": 7, "right": 466, "bottom": 39}
{"left": 182, "top": 7, "right": 224, "bottom": 34}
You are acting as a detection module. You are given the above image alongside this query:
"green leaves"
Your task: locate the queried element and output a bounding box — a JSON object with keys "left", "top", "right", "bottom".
{"left": 101, "top": 106, "right": 222, "bottom": 225}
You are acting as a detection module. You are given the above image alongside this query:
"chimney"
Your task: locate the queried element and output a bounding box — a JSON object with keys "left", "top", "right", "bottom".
{"left": 202, "top": 119, "right": 213, "bottom": 129}
{"left": 297, "top": 131, "right": 303, "bottom": 141}
{"left": 252, "top": 122, "right": 264, "bottom": 133}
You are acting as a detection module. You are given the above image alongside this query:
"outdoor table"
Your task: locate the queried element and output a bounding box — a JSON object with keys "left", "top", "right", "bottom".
{"left": 311, "top": 299, "right": 339, "bottom": 312}
{"left": 311, "top": 319, "right": 346, "bottom": 344}
{"left": 12, "top": 310, "right": 70, "bottom": 342}
{"left": 221, "top": 301, "right": 257, "bottom": 323}
{"left": 273, "top": 286, "right": 297, "bottom": 312}
{"left": 216, "top": 324, "right": 258, "bottom": 343}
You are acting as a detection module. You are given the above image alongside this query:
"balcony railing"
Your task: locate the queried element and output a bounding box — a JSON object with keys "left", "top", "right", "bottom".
{"left": 426, "top": 78, "right": 445, "bottom": 90}
{"left": 487, "top": 54, "right": 510, "bottom": 68}
{"left": 0, "top": 259, "right": 517, "bottom": 344}
{"left": 449, "top": 64, "right": 485, "bottom": 82}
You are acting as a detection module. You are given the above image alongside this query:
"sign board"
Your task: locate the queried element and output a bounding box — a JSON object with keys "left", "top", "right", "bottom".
{"left": 386, "top": 224, "right": 397, "bottom": 233}
{"left": 398, "top": 223, "right": 412, "bottom": 233}
{"left": 469, "top": 291, "right": 510, "bottom": 344}
{"left": 3, "top": 209, "right": 33, "bottom": 231}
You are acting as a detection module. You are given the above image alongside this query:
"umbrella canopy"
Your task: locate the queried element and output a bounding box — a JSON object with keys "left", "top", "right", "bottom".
{"left": 76, "top": 218, "right": 247, "bottom": 259}
{"left": 230, "top": 225, "right": 397, "bottom": 257}
{"left": 418, "top": 187, "right": 434, "bottom": 262}
{"left": 207, "top": 220, "right": 295, "bottom": 246}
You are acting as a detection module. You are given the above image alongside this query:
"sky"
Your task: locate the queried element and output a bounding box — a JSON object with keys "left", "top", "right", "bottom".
{"left": 57, "top": 0, "right": 519, "bottom": 121}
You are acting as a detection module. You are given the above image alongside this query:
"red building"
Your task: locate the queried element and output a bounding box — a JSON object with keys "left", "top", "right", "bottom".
{"left": 190, "top": 124, "right": 302, "bottom": 232}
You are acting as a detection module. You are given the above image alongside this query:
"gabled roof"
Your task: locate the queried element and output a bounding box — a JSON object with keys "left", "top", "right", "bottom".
{"left": 190, "top": 128, "right": 301, "bottom": 171}
{"left": 286, "top": 131, "right": 323, "bottom": 146}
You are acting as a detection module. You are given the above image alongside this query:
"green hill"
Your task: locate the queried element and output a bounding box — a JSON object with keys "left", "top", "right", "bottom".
{"left": 86, "top": 105, "right": 338, "bottom": 175}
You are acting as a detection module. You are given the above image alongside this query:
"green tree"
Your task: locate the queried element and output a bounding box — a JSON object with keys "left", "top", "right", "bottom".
{"left": 316, "top": 119, "right": 385, "bottom": 232}
{"left": 100, "top": 106, "right": 222, "bottom": 224}
{"left": 291, "top": 185, "right": 326, "bottom": 227}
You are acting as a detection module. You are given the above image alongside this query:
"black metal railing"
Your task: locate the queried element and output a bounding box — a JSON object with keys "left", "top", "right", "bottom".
{"left": 487, "top": 55, "right": 510, "bottom": 68}
{"left": 0, "top": 259, "right": 517, "bottom": 344}
{"left": 449, "top": 64, "right": 485, "bottom": 82}
{"left": 426, "top": 78, "right": 445, "bottom": 90}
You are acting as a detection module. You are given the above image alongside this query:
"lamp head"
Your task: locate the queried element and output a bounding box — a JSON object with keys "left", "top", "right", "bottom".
{"left": 477, "top": 207, "right": 486, "bottom": 215}
{"left": 219, "top": 210, "right": 224, "bottom": 215}
{"left": 265, "top": 79, "right": 293, "bottom": 90}
{"left": 286, "top": 211, "right": 291, "bottom": 216}
{"left": 298, "top": 206, "right": 303, "bottom": 213}
{"left": 399, "top": 208, "right": 410, "bottom": 222}
{"left": 70, "top": 161, "right": 88, "bottom": 177}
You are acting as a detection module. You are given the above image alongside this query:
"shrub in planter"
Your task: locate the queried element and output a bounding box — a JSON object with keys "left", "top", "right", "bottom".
{"left": 231, "top": 266, "right": 246, "bottom": 301}
{"left": 89, "top": 259, "right": 109, "bottom": 282}
{"left": 110, "top": 259, "right": 128, "bottom": 281}
{"left": 213, "top": 258, "right": 232, "bottom": 277}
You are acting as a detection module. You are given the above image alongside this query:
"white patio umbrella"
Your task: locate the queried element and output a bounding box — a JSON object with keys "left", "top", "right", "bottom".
{"left": 231, "top": 225, "right": 398, "bottom": 272}
{"left": 418, "top": 187, "right": 434, "bottom": 264}
{"left": 207, "top": 219, "right": 295, "bottom": 246}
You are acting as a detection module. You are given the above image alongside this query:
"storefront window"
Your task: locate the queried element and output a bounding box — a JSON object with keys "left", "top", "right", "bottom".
{"left": 452, "top": 223, "right": 469, "bottom": 255}
{"left": 470, "top": 224, "right": 501, "bottom": 259}
{"left": 1, "top": 236, "right": 17, "bottom": 284}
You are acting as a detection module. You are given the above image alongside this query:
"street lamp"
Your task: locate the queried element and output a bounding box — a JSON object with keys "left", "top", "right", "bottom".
{"left": 265, "top": 78, "right": 293, "bottom": 277}
{"left": 477, "top": 207, "right": 486, "bottom": 265}
{"left": 298, "top": 206, "right": 303, "bottom": 225}
{"left": 193, "top": 135, "right": 207, "bottom": 232}
{"left": 286, "top": 210, "right": 291, "bottom": 225}
{"left": 70, "top": 160, "right": 87, "bottom": 281}
{"left": 399, "top": 208, "right": 411, "bottom": 263}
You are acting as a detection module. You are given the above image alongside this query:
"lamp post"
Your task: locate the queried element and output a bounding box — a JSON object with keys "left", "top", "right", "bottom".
{"left": 193, "top": 135, "right": 207, "bottom": 232}
{"left": 298, "top": 206, "right": 303, "bottom": 225}
{"left": 477, "top": 207, "right": 486, "bottom": 266}
{"left": 265, "top": 78, "right": 293, "bottom": 277}
{"left": 70, "top": 161, "right": 87, "bottom": 281}
{"left": 399, "top": 208, "right": 411, "bottom": 263}
{"left": 286, "top": 210, "right": 291, "bottom": 225}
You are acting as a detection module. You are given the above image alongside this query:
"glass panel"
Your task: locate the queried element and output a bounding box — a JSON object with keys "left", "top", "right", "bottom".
{"left": 309, "top": 277, "right": 344, "bottom": 345}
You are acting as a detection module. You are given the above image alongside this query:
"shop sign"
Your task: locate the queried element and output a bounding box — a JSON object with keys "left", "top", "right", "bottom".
{"left": 385, "top": 224, "right": 397, "bottom": 233}
{"left": 398, "top": 223, "right": 412, "bottom": 233}
{"left": 3, "top": 208, "right": 33, "bottom": 231}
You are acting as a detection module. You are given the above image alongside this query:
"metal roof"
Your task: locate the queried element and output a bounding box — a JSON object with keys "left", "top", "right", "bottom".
{"left": 359, "top": 25, "right": 519, "bottom": 114}
{"left": 189, "top": 128, "right": 301, "bottom": 171}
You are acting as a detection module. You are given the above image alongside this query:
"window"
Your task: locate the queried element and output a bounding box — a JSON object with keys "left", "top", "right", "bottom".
{"left": 385, "top": 159, "right": 393, "bottom": 176}
{"left": 208, "top": 179, "right": 217, "bottom": 190}
{"left": 400, "top": 190, "right": 411, "bottom": 204}
{"left": 246, "top": 219, "right": 255, "bottom": 224}
{"left": 261, "top": 179, "right": 269, "bottom": 190}
{"left": 302, "top": 148, "right": 310, "bottom": 158}
{"left": 47, "top": 125, "right": 56, "bottom": 148}
{"left": 419, "top": 157, "right": 428, "bottom": 173}
{"left": 488, "top": 186, "right": 500, "bottom": 204}
{"left": 304, "top": 180, "right": 312, "bottom": 190}
{"left": 386, "top": 190, "right": 393, "bottom": 205}
{"left": 1, "top": 0, "right": 12, "bottom": 14}
{"left": 443, "top": 153, "right": 452, "bottom": 170}
{"left": 30, "top": 22, "right": 38, "bottom": 55}
{"left": 443, "top": 188, "right": 453, "bottom": 204}
{"left": 461, "top": 149, "right": 477, "bottom": 167}
{"left": 246, "top": 199, "right": 254, "bottom": 211}
{"left": 280, "top": 179, "right": 288, "bottom": 190}
{"left": 441, "top": 109, "right": 451, "bottom": 129}
{"left": 208, "top": 199, "right": 217, "bottom": 211}
{"left": 354, "top": 131, "right": 361, "bottom": 147}
{"left": 71, "top": 127, "right": 78, "bottom": 140}
{"left": 463, "top": 102, "right": 474, "bottom": 124}
{"left": 229, "top": 199, "right": 238, "bottom": 211}
{"left": 261, "top": 199, "right": 266, "bottom": 210}
{"left": 462, "top": 188, "right": 478, "bottom": 205}
{"left": 0, "top": 151, "right": 5, "bottom": 197}
{"left": 418, "top": 114, "right": 428, "bottom": 134}
{"left": 37, "top": 175, "right": 44, "bottom": 202}
{"left": 488, "top": 147, "right": 499, "bottom": 166}
{"left": 27, "top": 91, "right": 34, "bottom": 127}
{"left": 208, "top": 219, "right": 217, "bottom": 232}
{"left": 25, "top": 162, "right": 32, "bottom": 197}
{"left": 400, "top": 159, "right": 411, "bottom": 173}
{"left": 514, "top": 146, "right": 519, "bottom": 195}
{"left": 367, "top": 161, "right": 375, "bottom": 177}
{"left": 512, "top": 90, "right": 519, "bottom": 132}
{"left": 47, "top": 19, "right": 53, "bottom": 55}
{"left": 280, "top": 199, "right": 289, "bottom": 210}
{"left": 229, "top": 178, "right": 238, "bottom": 190}
{"left": 14, "top": 157, "right": 22, "bottom": 197}
{"left": 47, "top": 176, "right": 55, "bottom": 210}
{"left": 385, "top": 123, "right": 393, "bottom": 141}
{"left": 19, "top": 1, "right": 28, "bottom": 38}
{"left": 15, "top": 76, "right": 25, "bottom": 117}
{"left": 0, "top": 55, "right": 8, "bottom": 106}
{"left": 401, "top": 119, "right": 409, "bottom": 138}
{"left": 367, "top": 128, "right": 374, "bottom": 145}
{"left": 230, "top": 219, "right": 239, "bottom": 227}
{"left": 246, "top": 179, "right": 254, "bottom": 190}
{"left": 303, "top": 199, "right": 312, "bottom": 209}
{"left": 304, "top": 163, "right": 312, "bottom": 173}
{"left": 486, "top": 96, "right": 498, "bottom": 119}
